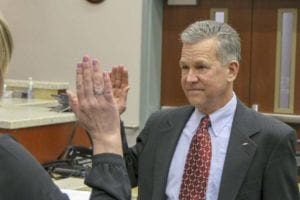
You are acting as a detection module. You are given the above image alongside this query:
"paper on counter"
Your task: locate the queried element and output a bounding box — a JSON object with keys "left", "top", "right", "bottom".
{"left": 61, "top": 189, "right": 91, "bottom": 200}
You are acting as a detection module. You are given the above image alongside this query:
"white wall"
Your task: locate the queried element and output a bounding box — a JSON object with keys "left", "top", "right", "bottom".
{"left": 0, "top": 0, "right": 143, "bottom": 127}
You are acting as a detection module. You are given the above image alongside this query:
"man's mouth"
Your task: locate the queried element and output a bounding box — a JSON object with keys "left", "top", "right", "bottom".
{"left": 187, "top": 88, "right": 204, "bottom": 92}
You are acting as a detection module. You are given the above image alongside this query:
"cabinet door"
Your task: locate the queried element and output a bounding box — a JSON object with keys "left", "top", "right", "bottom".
{"left": 161, "top": 0, "right": 252, "bottom": 107}
{"left": 1, "top": 123, "right": 91, "bottom": 163}
{"left": 250, "top": 0, "right": 300, "bottom": 114}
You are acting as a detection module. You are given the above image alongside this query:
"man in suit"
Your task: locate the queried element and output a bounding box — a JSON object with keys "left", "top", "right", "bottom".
{"left": 121, "top": 20, "right": 299, "bottom": 199}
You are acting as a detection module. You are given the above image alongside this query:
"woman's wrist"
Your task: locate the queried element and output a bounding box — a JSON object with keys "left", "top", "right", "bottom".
{"left": 91, "top": 132, "right": 123, "bottom": 156}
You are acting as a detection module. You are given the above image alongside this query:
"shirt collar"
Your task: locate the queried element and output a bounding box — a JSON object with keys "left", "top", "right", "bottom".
{"left": 209, "top": 93, "right": 237, "bottom": 136}
{"left": 189, "top": 93, "right": 237, "bottom": 137}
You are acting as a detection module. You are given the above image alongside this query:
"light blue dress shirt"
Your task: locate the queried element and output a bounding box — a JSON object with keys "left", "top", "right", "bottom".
{"left": 166, "top": 94, "right": 237, "bottom": 200}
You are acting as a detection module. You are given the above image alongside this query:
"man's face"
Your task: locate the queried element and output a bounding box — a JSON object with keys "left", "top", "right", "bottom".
{"left": 180, "top": 39, "right": 238, "bottom": 114}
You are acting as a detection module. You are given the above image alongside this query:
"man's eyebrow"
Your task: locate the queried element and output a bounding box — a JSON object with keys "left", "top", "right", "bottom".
{"left": 194, "top": 60, "right": 206, "bottom": 65}
{"left": 179, "top": 60, "right": 187, "bottom": 65}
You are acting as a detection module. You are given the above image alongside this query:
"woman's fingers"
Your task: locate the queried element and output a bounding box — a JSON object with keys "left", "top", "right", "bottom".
{"left": 103, "top": 71, "right": 114, "bottom": 103}
{"left": 82, "top": 56, "right": 94, "bottom": 98}
{"left": 92, "top": 59, "right": 104, "bottom": 99}
{"left": 66, "top": 90, "right": 78, "bottom": 114}
{"left": 75, "top": 55, "right": 119, "bottom": 106}
{"left": 71, "top": 55, "right": 123, "bottom": 155}
{"left": 76, "top": 63, "right": 85, "bottom": 102}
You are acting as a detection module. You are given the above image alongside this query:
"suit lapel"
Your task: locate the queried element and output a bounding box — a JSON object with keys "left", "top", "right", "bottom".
{"left": 218, "top": 101, "right": 259, "bottom": 200}
{"left": 152, "top": 106, "right": 194, "bottom": 200}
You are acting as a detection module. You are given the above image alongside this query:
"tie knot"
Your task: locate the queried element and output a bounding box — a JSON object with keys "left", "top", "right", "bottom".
{"left": 199, "top": 115, "right": 211, "bottom": 129}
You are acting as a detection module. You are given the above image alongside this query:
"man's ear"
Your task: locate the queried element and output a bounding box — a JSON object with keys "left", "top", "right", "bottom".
{"left": 227, "top": 60, "right": 239, "bottom": 82}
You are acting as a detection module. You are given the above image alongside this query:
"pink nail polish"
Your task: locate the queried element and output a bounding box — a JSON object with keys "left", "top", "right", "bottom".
{"left": 83, "top": 56, "right": 89, "bottom": 62}
{"left": 92, "top": 59, "right": 98, "bottom": 65}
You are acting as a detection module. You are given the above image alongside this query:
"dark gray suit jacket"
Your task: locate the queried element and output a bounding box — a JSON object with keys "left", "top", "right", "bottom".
{"left": 0, "top": 134, "right": 131, "bottom": 200}
{"left": 124, "top": 100, "right": 299, "bottom": 200}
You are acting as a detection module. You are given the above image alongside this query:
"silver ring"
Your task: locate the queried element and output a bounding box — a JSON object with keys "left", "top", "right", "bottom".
{"left": 93, "top": 87, "right": 104, "bottom": 96}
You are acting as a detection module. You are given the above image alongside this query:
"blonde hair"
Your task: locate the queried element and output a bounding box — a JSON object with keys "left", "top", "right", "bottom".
{"left": 0, "top": 12, "right": 13, "bottom": 95}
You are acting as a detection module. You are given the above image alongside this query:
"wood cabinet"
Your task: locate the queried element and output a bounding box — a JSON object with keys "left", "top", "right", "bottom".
{"left": 0, "top": 122, "right": 91, "bottom": 163}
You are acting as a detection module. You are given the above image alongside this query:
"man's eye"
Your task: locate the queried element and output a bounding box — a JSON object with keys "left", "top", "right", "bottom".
{"left": 195, "top": 65, "right": 206, "bottom": 69}
{"left": 181, "top": 65, "right": 189, "bottom": 70}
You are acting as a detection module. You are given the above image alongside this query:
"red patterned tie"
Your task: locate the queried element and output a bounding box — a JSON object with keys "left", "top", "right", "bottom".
{"left": 179, "top": 116, "right": 211, "bottom": 200}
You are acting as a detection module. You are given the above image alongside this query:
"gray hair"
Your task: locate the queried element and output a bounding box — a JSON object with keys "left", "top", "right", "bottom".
{"left": 180, "top": 20, "right": 241, "bottom": 64}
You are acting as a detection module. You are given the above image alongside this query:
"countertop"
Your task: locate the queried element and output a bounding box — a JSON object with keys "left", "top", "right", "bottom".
{"left": 264, "top": 112, "right": 300, "bottom": 124}
{"left": 5, "top": 79, "right": 69, "bottom": 90}
{"left": 0, "top": 98, "right": 76, "bottom": 129}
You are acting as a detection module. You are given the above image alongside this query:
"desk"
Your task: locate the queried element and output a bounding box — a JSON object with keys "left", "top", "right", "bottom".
{"left": 0, "top": 98, "right": 91, "bottom": 163}
{"left": 53, "top": 177, "right": 138, "bottom": 200}
{"left": 53, "top": 177, "right": 90, "bottom": 191}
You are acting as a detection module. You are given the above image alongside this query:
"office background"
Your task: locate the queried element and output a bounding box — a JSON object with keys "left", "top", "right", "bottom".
{"left": 1, "top": 0, "right": 299, "bottom": 150}
{"left": 0, "top": 0, "right": 164, "bottom": 132}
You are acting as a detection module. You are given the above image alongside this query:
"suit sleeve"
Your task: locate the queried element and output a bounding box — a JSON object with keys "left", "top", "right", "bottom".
{"left": 121, "top": 114, "right": 155, "bottom": 187}
{"left": 121, "top": 110, "right": 172, "bottom": 187}
{"left": 0, "top": 134, "right": 69, "bottom": 200}
{"left": 262, "top": 130, "right": 299, "bottom": 200}
{"left": 84, "top": 153, "right": 131, "bottom": 200}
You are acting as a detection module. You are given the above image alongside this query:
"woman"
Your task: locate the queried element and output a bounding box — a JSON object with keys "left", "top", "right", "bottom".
{"left": 0, "top": 12, "right": 130, "bottom": 200}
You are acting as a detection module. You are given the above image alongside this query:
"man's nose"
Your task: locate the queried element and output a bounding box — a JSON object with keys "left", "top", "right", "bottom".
{"left": 186, "top": 70, "right": 198, "bottom": 82}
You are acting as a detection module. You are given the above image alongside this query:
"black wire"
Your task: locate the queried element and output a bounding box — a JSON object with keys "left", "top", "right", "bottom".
{"left": 56, "top": 122, "right": 79, "bottom": 160}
